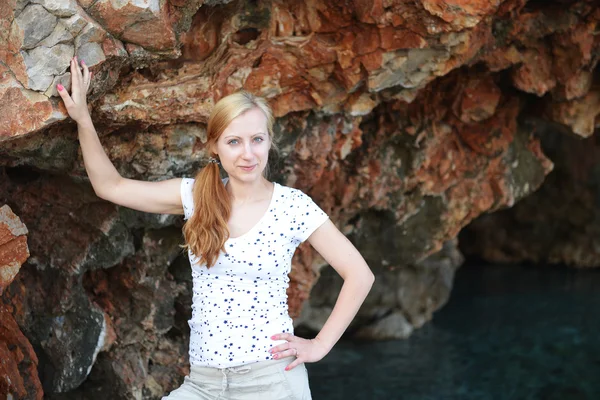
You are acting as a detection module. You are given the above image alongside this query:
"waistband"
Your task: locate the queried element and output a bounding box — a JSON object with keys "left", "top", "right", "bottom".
{"left": 190, "top": 357, "right": 290, "bottom": 378}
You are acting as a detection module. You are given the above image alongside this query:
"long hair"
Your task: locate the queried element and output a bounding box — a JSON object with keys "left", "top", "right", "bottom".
{"left": 182, "top": 91, "right": 275, "bottom": 268}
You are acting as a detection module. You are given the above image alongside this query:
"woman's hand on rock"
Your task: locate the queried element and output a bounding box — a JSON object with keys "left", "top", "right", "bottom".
{"left": 57, "top": 56, "right": 92, "bottom": 124}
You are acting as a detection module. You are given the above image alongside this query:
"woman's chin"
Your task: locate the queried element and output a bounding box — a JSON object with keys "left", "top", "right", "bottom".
{"left": 229, "top": 170, "right": 265, "bottom": 183}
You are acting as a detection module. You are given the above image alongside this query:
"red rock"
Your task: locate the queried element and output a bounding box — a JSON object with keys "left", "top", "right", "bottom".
{"left": 0, "top": 72, "right": 54, "bottom": 140}
{"left": 88, "top": 0, "right": 176, "bottom": 50}
{"left": 549, "top": 88, "right": 600, "bottom": 138}
{"left": 352, "top": 24, "right": 380, "bottom": 55}
{"left": 379, "top": 26, "right": 427, "bottom": 50}
{"left": 360, "top": 50, "right": 384, "bottom": 72}
{"left": 354, "top": 0, "right": 384, "bottom": 23}
{"left": 511, "top": 47, "right": 556, "bottom": 96}
{"left": 559, "top": 70, "right": 593, "bottom": 101}
{"left": 271, "top": 90, "right": 316, "bottom": 117}
{"left": 421, "top": 0, "right": 502, "bottom": 28}
{"left": 0, "top": 305, "right": 43, "bottom": 400}
{"left": 0, "top": 207, "right": 41, "bottom": 399}
{"left": 1, "top": 1, "right": 598, "bottom": 396}
{"left": 272, "top": 5, "right": 295, "bottom": 36}
{"left": 452, "top": 75, "right": 501, "bottom": 123}
{"left": 101, "top": 37, "right": 127, "bottom": 58}
{"left": 481, "top": 45, "right": 522, "bottom": 72}
{"left": 0, "top": 205, "right": 29, "bottom": 294}
{"left": 181, "top": 8, "right": 220, "bottom": 61}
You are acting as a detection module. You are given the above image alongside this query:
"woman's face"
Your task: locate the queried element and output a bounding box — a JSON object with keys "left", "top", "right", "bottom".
{"left": 213, "top": 107, "right": 271, "bottom": 183}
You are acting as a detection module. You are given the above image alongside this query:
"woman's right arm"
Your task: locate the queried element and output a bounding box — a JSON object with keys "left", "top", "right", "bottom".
{"left": 58, "top": 56, "right": 184, "bottom": 215}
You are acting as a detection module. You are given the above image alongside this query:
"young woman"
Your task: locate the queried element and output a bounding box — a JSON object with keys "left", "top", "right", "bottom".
{"left": 58, "top": 56, "right": 374, "bottom": 400}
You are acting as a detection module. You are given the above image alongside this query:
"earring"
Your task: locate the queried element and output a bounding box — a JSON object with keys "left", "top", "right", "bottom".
{"left": 208, "top": 157, "right": 220, "bottom": 164}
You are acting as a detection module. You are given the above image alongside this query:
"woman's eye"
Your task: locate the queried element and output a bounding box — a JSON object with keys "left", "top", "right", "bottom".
{"left": 254, "top": 137, "right": 264, "bottom": 142}
{"left": 228, "top": 139, "right": 238, "bottom": 145}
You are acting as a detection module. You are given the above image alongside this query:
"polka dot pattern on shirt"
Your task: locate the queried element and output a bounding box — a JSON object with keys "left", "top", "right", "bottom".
{"left": 180, "top": 178, "right": 329, "bottom": 368}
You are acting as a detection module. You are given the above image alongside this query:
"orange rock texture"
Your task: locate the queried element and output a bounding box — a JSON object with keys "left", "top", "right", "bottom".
{"left": 0, "top": 0, "right": 599, "bottom": 398}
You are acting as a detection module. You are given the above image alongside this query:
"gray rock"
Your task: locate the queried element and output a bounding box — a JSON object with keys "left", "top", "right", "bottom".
{"left": 368, "top": 48, "right": 450, "bottom": 92}
{"left": 89, "top": 0, "right": 160, "bottom": 23}
{"left": 75, "top": 42, "right": 106, "bottom": 67}
{"left": 31, "top": 0, "right": 78, "bottom": 17}
{"left": 296, "top": 223, "right": 463, "bottom": 340}
{"left": 35, "top": 290, "right": 106, "bottom": 393}
{"left": 355, "top": 311, "right": 414, "bottom": 339}
{"left": 22, "top": 68, "right": 54, "bottom": 92}
{"left": 74, "top": 22, "right": 105, "bottom": 49}
{"left": 16, "top": 4, "right": 58, "bottom": 49}
{"left": 79, "top": 217, "right": 135, "bottom": 273}
{"left": 44, "top": 72, "right": 71, "bottom": 97}
{"left": 38, "top": 20, "right": 73, "bottom": 48}
{"left": 62, "top": 14, "right": 87, "bottom": 36}
{"left": 23, "top": 44, "right": 73, "bottom": 91}
{"left": 14, "top": 0, "right": 31, "bottom": 16}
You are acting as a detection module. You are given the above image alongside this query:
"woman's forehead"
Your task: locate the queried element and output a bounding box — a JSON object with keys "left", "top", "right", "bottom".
{"left": 222, "top": 108, "right": 268, "bottom": 137}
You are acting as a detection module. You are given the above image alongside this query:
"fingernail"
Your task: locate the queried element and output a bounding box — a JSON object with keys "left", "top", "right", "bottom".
{"left": 57, "top": 84, "right": 64, "bottom": 91}
{"left": 81, "top": 60, "right": 85, "bottom": 65}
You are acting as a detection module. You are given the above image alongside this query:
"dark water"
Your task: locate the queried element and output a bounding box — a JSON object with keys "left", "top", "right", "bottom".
{"left": 306, "top": 263, "right": 600, "bottom": 400}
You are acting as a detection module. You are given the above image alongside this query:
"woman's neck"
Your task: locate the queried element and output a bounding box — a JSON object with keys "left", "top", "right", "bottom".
{"left": 226, "top": 177, "right": 273, "bottom": 205}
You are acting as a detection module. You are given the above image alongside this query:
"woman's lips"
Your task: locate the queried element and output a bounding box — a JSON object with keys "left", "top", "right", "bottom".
{"left": 239, "top": 165, "right": 257, "bottom": 172}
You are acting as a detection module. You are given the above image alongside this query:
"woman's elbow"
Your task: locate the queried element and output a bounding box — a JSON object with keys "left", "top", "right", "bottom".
{"left": 365, "top": 269, "right": 375, "bottom": 289}
{"left": 350, "top": 265, "right": 375, "bottom": 290}
{"left": 94, "top": 186, "right": 110, "bottom": 201}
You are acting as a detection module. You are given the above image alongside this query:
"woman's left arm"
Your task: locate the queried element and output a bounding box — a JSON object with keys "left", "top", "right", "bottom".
{"left": 270, "top": 219, "right": 375, "bottom": 370}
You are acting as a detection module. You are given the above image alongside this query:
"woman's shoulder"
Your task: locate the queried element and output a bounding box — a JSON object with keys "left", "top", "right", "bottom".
{"left": 272, "top": 183, "right": 323, "bottom": 211}
{"left": 273, "top": 182, "right": 307, "bottom": 199}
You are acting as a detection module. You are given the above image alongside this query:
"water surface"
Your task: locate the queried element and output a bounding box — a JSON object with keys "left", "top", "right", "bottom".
{"left": 306, "top": 263, "right": 600, "bottom": 400}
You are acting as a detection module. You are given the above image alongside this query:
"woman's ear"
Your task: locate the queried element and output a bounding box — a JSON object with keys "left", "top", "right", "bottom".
{"left": 209, "top": 142, "right": 217, "bottom": 156}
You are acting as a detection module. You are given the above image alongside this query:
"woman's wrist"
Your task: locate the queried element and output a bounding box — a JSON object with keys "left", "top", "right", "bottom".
{"left": 76, "top": 115, "right": 94, "bottom": 130}
{"left": 312, "top": 335, "right": 334, "bottom": 356}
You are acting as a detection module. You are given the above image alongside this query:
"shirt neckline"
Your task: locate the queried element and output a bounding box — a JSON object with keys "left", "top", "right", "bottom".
{"left": 227, "top": 182, "right": 279, "bottom": 241}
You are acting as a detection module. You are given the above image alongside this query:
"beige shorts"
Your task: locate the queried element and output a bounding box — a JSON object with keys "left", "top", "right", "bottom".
{"left": 162, "top": 358, "right": 312, "bottom": 400}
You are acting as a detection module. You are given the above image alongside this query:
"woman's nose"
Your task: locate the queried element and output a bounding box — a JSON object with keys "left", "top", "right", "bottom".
{"left": 242, "top": 143, "right": 253, "bottom": 158}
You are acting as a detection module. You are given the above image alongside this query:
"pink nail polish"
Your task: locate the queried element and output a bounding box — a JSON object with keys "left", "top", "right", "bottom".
{"left": 81, "top": 60, "right": 85, "bottom": 65}
{"left": 57, "top": 84, "right": 64, "bottom": 90}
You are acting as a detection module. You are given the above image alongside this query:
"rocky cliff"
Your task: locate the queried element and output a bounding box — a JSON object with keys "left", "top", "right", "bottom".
{"left": 1, "top": 0, "right": 598, "bottom": 398}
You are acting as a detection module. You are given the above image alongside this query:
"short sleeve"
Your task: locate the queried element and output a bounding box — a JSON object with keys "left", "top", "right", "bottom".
{"left": 180, "top": 178, "right": 195, "bottom": 220}
{"left": 291, "top": 189, "right": 329, "bottom": 243}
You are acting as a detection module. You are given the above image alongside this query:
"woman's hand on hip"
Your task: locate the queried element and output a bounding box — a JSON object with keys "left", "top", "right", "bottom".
{"left": 57, "top": 56, "right": 92, "bottom": 124}
{"left": 269, "top": 333, "right": 330, "bottom": 371}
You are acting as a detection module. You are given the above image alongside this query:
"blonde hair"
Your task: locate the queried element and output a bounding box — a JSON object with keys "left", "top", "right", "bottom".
{"left": 182, "top": 91, "right": 275, "bottom": 268}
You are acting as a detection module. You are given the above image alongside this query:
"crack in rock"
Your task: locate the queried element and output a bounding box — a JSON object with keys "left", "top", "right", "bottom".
{"left": 38, "top": 20, "right": 74, "bottom": 48}
{"left": 16, "top": 4, "right": 59, "bottom": 50}
{"left": 22, "top": 43, "right": 74, "bottom": 91}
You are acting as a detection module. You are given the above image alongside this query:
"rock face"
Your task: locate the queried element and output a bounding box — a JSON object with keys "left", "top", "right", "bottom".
{"left": 0, "top": 205, "right": 43, "bottom": 400}
{"left": 0, "top": 0, "right": 598, "bottom": 398}
{"left": 461, "top": 122, "right": 600, "bottom": 268}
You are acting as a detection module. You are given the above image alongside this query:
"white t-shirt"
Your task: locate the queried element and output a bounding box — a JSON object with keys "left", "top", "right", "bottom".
{"left": 180, "top": 178, "right": 329, "bottom": 368}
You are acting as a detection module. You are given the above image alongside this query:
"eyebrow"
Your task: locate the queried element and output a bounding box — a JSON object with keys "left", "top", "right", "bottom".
{"left": 223, "top": 132, "right": 267, "bottom": 139}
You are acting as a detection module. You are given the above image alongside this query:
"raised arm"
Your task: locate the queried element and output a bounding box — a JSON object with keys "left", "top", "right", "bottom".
{"left": 57, "top": 57, "right": 183, "bottom": 215}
